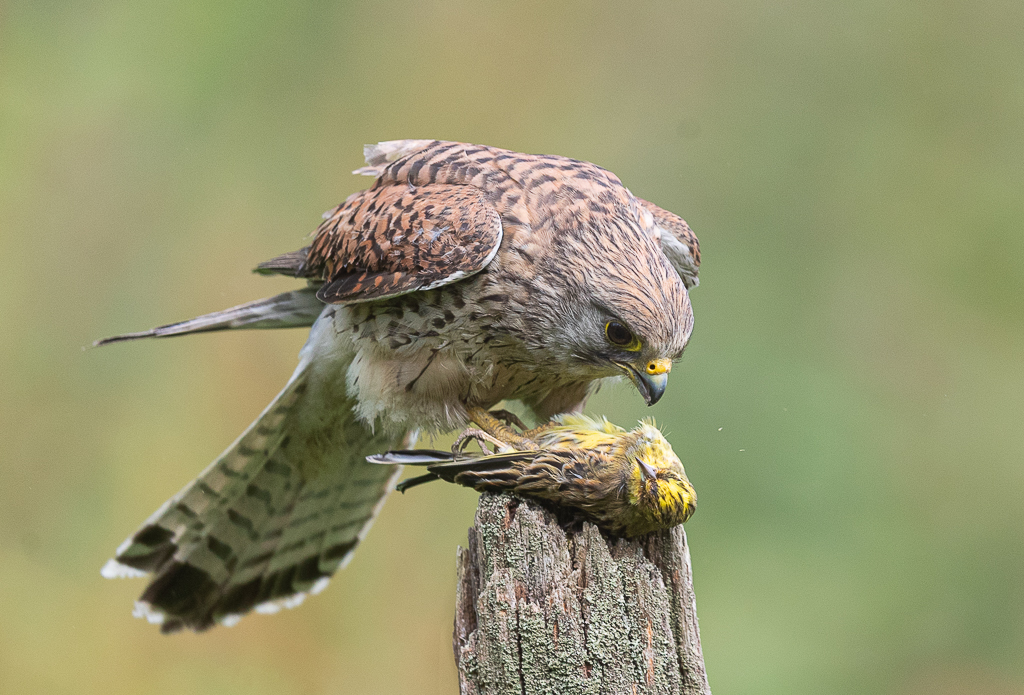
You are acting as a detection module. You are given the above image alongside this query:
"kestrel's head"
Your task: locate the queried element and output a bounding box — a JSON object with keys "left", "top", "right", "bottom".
{"left": 542, "top": 218, "right": 695, "bottom": 405}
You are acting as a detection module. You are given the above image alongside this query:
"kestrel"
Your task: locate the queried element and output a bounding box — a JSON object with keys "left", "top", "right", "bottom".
{"left": 369, "top": 414, "right": 698, "bottom": 538}
{"left": 99, "top": 140, "right": 701, "bottom": 632}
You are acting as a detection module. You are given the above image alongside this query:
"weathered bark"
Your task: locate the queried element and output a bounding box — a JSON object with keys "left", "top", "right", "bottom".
{"left": 454, "top": 493, "right": 711, "bottom": 695}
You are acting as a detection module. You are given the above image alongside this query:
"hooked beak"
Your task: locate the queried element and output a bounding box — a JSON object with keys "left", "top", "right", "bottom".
{"left": 618, "top": 359, "right": 672, "bottom": 406}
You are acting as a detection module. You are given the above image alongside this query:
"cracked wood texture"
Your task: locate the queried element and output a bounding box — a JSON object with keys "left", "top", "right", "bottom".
{"left": 454, "top": 493, "right": 711, "bottom": 695}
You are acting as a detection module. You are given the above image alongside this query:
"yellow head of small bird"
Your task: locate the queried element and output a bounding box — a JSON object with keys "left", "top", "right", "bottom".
{"left": 535, "top": 415, "right": 697, "bottom": 537}
{"left": 614, "top": 420, "right": 697, "bottom": 536}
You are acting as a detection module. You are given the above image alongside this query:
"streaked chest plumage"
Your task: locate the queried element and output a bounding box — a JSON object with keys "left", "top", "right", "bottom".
{"left": 325, "top": 260, "right": 593, "bottom": 433}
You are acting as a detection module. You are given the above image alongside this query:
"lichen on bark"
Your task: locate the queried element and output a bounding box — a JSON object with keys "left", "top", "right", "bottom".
{"left": 454, "top": 493, "right": 711, "bottom": 695}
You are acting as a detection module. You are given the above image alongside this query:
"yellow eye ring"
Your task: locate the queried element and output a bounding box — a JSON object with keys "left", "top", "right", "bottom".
{"left": 605, "top": 321, "right": 642, "bottom": 351}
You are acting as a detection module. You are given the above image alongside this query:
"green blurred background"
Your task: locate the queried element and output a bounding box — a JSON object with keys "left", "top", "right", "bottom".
{"left": 2, "top": 0, "right": 1023, "bottom": 693}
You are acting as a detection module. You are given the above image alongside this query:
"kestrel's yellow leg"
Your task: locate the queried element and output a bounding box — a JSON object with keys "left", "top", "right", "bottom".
{"left": 487, "top": 409, "right": 529, "bottom": 432}
{"left": 466, "top": 408, "right": 564, "bottom": 447}
{"left": 485, "top": 408, "right": 569, "bottom": 441}
{"left": 466, "top": 406, "right": 538, "bottom": 450}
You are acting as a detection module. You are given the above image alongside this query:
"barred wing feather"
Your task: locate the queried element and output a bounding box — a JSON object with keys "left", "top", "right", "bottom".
{"left": 103, "top": 350, "right": 401, "bottom": 632}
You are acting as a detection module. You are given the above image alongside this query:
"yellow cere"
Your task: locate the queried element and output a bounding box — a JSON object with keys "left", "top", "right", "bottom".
{"left": 645, "top": 358, "right": 672, "bottom": 376}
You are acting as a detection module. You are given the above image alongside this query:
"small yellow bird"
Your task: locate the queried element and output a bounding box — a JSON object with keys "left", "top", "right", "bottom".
{"left": 368, "top": 414, "right": 696, "bottom": 537}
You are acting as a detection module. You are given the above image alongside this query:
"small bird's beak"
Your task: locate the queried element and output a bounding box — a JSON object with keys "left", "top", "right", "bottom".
{"left": 639, "top": 460, "right": 658, "bottom": 481}
{"left": 619, "top": 359, "right": 672, "bottom": 406}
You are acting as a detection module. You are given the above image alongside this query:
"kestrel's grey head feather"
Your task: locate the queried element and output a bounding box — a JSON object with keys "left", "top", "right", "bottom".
{"left": 511, "top": 203, "right": 693, "bottom": 387}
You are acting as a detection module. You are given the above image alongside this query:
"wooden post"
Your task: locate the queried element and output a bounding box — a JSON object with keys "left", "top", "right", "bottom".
{"left": 453, "top": 493, "right": 711, "bottom": 695}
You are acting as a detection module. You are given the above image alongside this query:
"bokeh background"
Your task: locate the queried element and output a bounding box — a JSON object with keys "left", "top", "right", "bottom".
{"left": 2, "top": 1, "right": 1023, "bottom": 693}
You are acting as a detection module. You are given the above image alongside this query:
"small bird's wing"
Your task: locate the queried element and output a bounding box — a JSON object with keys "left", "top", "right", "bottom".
{"left": 423, "top": 450, "right": 594, "bottom": 497}
{"left": 425, "top": 452, "right": 537, "bottom": 475}
{"left": 103, "top": 347, "right": 402, "bottom": 632}
{"left": 301, "top": 183, "right": 503, "bottom": 304}
{"left": 93, "top": 287, "right": 325, "bottom": 345}
{"left": 638, "top": 198, "right": 701, "bottom": 289}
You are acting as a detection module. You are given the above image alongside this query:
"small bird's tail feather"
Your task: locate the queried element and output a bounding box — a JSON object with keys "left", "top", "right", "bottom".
{"left": 369, "top": 449, "right": 539, "bottom": 477}
{"left": 423, "top": 452, "right": 538, "bottom": 476}
{"left": 395, "top": 473, "right": 441, "bottom": 493}
{"left": 366, "top": 450, "right": 454, "bottom": 465}
{"left": 370, "top": 449, "right": 544, "bottom": 493}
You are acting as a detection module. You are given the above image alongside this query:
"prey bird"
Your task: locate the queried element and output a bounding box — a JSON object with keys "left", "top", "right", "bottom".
{"left": 98, "top": 140, "right": 701, "bottom": 632}
{"left": 369, "top": 414, "right": 697, "bottom": 538}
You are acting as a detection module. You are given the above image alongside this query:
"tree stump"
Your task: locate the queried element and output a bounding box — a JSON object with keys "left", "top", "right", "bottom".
{"left": 453, "top": 493, "right": 711, "bottom": 695}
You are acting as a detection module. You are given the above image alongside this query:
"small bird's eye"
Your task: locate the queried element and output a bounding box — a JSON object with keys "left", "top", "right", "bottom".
{"left": 605, "top": 321, "right": 636, "bottom": 348}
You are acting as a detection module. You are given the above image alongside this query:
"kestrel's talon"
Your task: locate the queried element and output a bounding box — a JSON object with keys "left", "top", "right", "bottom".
{"left": 453, "top": 428, "right": 507, "bottom": 457}
{"left": 488, "top": 409, "right": 529, "bottom": 433}
{"left": 466, "top": 406, "right": 537, "bottom": 450}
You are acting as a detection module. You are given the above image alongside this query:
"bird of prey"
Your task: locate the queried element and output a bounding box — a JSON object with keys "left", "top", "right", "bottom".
{"left": 98, "top": 139, "right": 701, "bottom": 632}
{"left": 369, "top": 414, "right": 697, "bottom": 538}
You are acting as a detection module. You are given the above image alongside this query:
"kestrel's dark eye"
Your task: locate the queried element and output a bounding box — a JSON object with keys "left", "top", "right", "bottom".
{"left": 605, "top": 321, "right": 638, "bottom": 349}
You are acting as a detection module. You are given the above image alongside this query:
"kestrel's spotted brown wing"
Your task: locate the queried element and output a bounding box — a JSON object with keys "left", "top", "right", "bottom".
{"left": 296, "top": 184, "right": 502, "bottom": 305}
{"left": 354, "top": 140, "right": 701, "bottom": 299}
{"left": 638, "top": 199, "right": 701, "bottom": 289}
{"left": 265, "top": 140, "right": 701, "bottom": 302}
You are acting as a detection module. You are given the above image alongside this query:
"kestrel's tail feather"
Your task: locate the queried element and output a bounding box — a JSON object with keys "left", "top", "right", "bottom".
{"left": 93, "top": 287, "right": 324, "bottom": 346}
{"left": 102, "top": 322, "right": 402, "bottom": 632}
